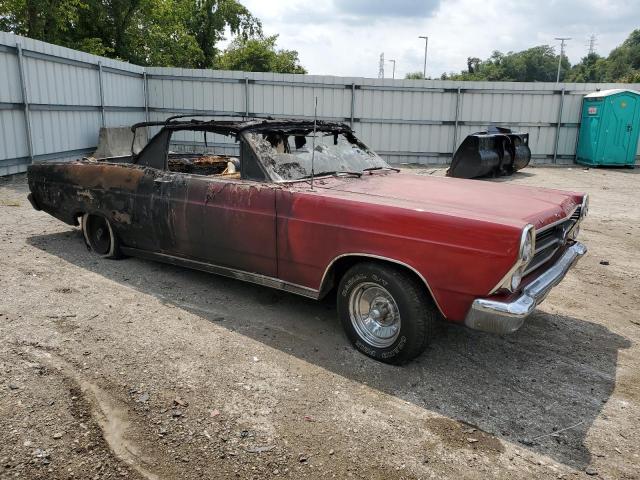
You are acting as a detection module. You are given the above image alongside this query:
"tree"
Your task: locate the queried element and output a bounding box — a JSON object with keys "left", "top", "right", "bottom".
{"left": 441, "top": 29, "right": 640, "bottom": 83}
{"left": 405, "top": 71, "right": 425, "bottom": 79}
{"left": 466, "top": 57, "right": 481, "bottom": 74}
{"left": 443, "top": 46, "right": 567, "bottom": 82}
{"left": 0, "top": 0, "right": 266, "bottom": 69}
{"left": 0, "top": 0, "right": 86, "bottom": 43}
{"left": 565, "top": 53, "right": 607, "bottom": 83}
{"left": 122, "top": 0, "right": 206, "bottom": 67}
{"left": 187, "top": 0, "right": 260, "bottom": 68}
{"left": 216, "top": 35, "right": 307, "bottom": 73}
{"left": 602, "top": 29, "right": 640, "bottom": 82}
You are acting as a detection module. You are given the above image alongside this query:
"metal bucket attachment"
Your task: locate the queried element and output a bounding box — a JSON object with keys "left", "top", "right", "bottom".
{"left": 447, "top": 127, "right": 531, "bottom": 179}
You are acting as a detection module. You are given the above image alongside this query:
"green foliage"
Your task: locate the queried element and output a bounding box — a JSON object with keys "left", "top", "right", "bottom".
{"left": 404, "top": 71, "right": 425, "bottom": 79}
{"left": 0, "top": 0, "right": 86, "bottom": 41}
{"left": 216, "top": 35, "right": 307, "bottom": 74}
{"left": 566, "top": 30, "right": 640, "bottom": 83}
{"left": 0, "top": 0, "right": 305, "bottom": 72}
{"left": 443, "top": 46, "right": 568, "bottom": 82}
{"left": 564, "top": 53, "right": 607, "bottom": 83}
{"left": 187, "top": 0, "right": 261, "bottom": 68}
{"left": 442, "top": 30, "right": 640, "bottom": 83}
{"left": 601, "top": 29, "right": 640, "bottom": 82}
{"left": 71, "top": 37, "right": 115, "bottom": 57}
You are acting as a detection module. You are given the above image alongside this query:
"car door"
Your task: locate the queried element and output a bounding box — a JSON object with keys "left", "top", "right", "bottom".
{"left": 196, "top": 176, "right": 277, "bottom": 276}
{"left": 131, "top": 126, "right": 278, "bottom": 278}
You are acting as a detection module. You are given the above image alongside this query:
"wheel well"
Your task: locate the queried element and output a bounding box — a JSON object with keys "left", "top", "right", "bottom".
{"left": 319, "top": 255, "right": 437, "bottom": 306}
{"left": 72, "top": 211, "right": 85, "bottom": 226}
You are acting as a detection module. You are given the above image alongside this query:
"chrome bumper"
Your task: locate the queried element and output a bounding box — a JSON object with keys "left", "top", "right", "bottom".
{"left": 464, "top": 242, "right": 587, "bottom": 335}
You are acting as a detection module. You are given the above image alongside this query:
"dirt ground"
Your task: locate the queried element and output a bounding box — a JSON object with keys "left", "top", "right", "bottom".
{"left": 1, "top": 166, "right": 639, "bottom": 480}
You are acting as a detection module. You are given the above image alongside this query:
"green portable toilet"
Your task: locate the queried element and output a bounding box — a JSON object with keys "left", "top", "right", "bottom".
{"left": 576, "top": 88, "right": 640, "bottom": 167}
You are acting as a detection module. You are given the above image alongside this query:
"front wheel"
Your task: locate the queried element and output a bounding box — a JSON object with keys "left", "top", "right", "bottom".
{"left": 81, "top": 213, "right": 122, "bottom": 259}
{"left": 337, "top": 262, "right": 438, "bottom": 364}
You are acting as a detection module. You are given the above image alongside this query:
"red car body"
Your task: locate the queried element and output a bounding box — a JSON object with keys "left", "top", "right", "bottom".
{"left": 27, "top": 118, "right": 588, "bottom": 361}
{"left": 276, "top": 173, "right": 584, "bottom": 322}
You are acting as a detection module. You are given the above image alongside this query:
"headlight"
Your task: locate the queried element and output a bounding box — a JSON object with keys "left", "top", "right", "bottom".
{"left": 580, "top": 194, "right": 589, "bottom": 219}
{"left": 520, "top": 226, "right": 535, "bottom": 266}
{"left": 510, "top": 225, "right": 535, "bottom": 290}
{"left": 494, "top": 224, "right": 536, "bottom": 293}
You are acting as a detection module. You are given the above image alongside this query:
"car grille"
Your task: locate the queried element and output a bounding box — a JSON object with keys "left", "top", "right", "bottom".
{"left": 524, "top": 207, "right": 581, "bottom": 275}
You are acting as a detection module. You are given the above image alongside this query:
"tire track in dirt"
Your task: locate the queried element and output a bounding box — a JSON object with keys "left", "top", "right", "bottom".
{"left": 23, "top": 346, "right": 161, "bottom": 480}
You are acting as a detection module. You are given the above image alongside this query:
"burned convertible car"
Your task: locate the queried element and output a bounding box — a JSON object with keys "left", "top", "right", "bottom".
{"left": 28, "top": 117, "right": 588, "bottom": 364}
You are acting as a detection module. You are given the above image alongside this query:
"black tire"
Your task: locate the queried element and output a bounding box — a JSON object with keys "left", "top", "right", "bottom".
{"left": 81, "top": 213, "right": 122, "bottom": 259}
{"left": 337, "top": 261, "right": 438, "bottom": 365}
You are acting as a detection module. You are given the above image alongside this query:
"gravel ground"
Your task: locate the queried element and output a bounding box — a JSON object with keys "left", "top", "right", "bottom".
{"left": 0, "top": 166, "right": 639, "bottom": 480}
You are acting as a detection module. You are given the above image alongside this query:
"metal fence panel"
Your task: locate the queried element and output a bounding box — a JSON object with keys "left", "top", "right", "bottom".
{"left": 1, "top": 32, "right": 639, "bottom": 176}
{"left": 23, "top": 55, "right": 99, "bottom": 105}
{"left": 0, "top": 32, "right": 145, "bottom": 176}
{"left": 30, "top": 110, "right": 102, "bottom": 155}
{"left": 0, "top": 109, "right": 28, "bottom": 160}
{"left": 0, "top": 49, "right": 22, "bottom": 103}
{"left": 102, "top": 70, "right": 145, "bottom": 108}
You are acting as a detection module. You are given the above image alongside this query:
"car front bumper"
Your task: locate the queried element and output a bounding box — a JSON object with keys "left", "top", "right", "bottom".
{"left": 464, "top": 242, "right": 587, "bottom": 335}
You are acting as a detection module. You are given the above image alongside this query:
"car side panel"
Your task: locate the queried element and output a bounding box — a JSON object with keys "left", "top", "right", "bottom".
{"left": 28, "top": 162, "right": 278, "bottom": 277}
{"left": 275, "top": 188, "right": 521, "bottom": 322}
{"left": 27, "top": 162, "right": 144, "bottom": 246}
{"left": 187, "top": 177, "right": 278, "bottom": 276}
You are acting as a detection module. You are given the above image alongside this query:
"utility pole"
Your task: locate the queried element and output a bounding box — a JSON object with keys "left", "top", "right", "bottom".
{"left": 388, "top": 59, "right": 396, "bottom": 79}
{"left": 378, "top": 52, "right": 385, "bottom": 79}
{"left": 418, "top": 35, "right": 428, "bottom": 78}
{"left": 555, "top": 37, "right": 571, "bottom": 83}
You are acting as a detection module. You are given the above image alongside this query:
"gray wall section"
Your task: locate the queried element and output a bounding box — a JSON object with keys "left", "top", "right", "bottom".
{"left": 0, "top": 32, "right": 146, "bottom": 176}
{"left": 1, "top": 32, "right": 639, "bottom": 176}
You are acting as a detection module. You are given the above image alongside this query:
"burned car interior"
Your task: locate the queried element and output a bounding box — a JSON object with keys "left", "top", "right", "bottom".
{"left": 125, "top": 116, "right": 389, "bottom": 183}
{"left": 130, "top": 120, "right": 246, "bottom": 178}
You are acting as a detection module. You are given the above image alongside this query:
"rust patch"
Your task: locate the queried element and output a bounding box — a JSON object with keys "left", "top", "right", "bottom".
{"left": 112, "top": 211, "right": 132, "bottom": 224}
{"left": 58, "top": 162, "right": 146, "bottom": 191}
{"left": 77, "top": 189, "right": 95, "bottom": 201}
{"left": 205, "top": 183, "right": 217, "bottom": 205}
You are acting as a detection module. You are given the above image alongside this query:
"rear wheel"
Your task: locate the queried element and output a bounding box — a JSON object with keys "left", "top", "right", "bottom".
{"left": 81, "top": 213, "right": 121, "bottom": 259}
{"left": 337, "top": 262, "right": 438, "bottom": 364}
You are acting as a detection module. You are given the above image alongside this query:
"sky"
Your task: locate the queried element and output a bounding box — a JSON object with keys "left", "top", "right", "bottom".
{"left": 236, "top": 0, "right": 640, "bottom": 79}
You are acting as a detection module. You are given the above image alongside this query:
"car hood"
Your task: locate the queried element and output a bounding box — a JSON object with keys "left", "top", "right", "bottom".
{"left": 316, "top": 173, "right": 582, "bottom": 230}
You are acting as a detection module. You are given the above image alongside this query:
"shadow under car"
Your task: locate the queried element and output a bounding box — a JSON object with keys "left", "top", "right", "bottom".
{"left": 27, "top": 229, "right": 631, "bottom": 470}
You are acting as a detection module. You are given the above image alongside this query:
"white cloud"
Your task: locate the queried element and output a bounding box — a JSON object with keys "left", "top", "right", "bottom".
{"left": 238, "top": 0, "right": 640, "bottom": 78}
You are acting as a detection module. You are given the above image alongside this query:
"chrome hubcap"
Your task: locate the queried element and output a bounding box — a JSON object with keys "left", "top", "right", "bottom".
{"left": 348, "top": 282, "right": 401, "bottom": 348}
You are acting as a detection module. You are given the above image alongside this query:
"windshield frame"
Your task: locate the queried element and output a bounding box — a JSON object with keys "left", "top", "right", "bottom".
{"left": 239, "top": 125, "right": 390, "bottom": 183}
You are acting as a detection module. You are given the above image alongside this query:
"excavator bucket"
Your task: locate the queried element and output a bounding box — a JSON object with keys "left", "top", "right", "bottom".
{"left": 446, "top": 127, "right": 531, "bottom": 179}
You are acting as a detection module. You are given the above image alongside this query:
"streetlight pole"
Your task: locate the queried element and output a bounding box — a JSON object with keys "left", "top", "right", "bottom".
{"left": 555, "top": 37, "right": 571, "bottom": 83}
{"left": 418, "top": 35, "right": 428, "bottom": 79}
{"left": 388, "top": 59, "right": 396, "bottom": 79}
